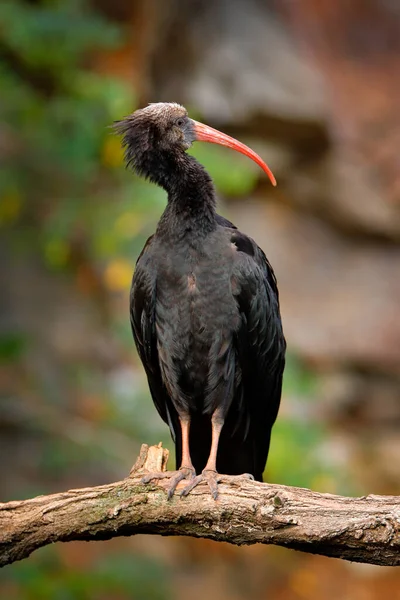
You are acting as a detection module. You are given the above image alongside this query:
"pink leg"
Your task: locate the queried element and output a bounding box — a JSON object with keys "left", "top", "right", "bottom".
{"left": 179, "top": 417, "right": 195, "bottom": 470}
{"left": 142, "top": 416, "right": 196, "bottom": 499}
{"left": 181, "top": 409, "right": 224, "bottom": 499}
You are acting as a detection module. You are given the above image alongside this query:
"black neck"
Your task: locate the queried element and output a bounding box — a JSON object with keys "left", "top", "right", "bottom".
{"left": 145, "top": 151, "right": 218, "bottom": 238}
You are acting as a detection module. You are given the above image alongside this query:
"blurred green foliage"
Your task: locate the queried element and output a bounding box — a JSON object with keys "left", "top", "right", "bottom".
{"left": 0, "top": 546, "right": 172, "bottom": 600}
{"left": 1, "top": 0, "right": 139, "bottom": 270}
{"left": 0, "top": 332, "right": 27, "bottom": 362}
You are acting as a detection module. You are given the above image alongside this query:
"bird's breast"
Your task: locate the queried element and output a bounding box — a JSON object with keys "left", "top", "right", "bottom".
{"left": 150, "top": 236, "right": 245, "bottom": 412}
{"left": 155, "top": 246, "right": 238, "bottom": 349}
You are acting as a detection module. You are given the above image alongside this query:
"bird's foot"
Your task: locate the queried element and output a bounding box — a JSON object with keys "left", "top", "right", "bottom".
{"left": 141, "top": 466, "right": 196, "bottom": 500}
{"left": 180, "top": 469, "right": 222, "bottom": 500}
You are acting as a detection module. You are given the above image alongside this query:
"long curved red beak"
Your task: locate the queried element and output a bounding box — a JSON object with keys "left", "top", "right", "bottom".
{"left": 192, "top": 119, "right": 276, "bottom": 187}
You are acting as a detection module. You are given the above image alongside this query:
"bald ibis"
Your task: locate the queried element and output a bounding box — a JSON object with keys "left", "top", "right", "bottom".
{"left": 114, "top": 103, "right": 285, "bottom": 499}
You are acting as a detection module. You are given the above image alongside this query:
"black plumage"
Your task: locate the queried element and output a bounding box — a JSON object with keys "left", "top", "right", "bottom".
{"left": 115, "top": 103, "right": 286, "bottom": 498}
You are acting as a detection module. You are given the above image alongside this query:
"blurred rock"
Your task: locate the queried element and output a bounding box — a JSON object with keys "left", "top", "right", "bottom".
{"left": 149, "top": 0, "right": 326, "bottom": 124}
{"left": 320, "top": 371, "right": 400, "bottom": 426}
{"left": 284, "top": 0, "right": 400, "bottom": 236}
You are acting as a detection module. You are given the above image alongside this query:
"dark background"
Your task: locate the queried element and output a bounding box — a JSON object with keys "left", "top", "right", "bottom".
{"left": 1, "top": 0, "right": 399, "bottom": 598}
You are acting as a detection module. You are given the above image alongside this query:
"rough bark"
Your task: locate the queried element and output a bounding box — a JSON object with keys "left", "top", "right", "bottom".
{"left": 1, "top": 444, "right": 399, "bottom": 568}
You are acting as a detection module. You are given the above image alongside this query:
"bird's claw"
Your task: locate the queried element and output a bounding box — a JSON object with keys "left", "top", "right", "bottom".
{"left": 165, "top": 467, "right": 196, "bottom": 500}
{"left": 141, "top": 467, "right": 196, "bottom": 500}
{"left": 180, "top": 469, "right": 222, "bottom": 500}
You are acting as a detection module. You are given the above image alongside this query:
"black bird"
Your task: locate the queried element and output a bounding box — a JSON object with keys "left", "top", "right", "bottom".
{"left": 115, "top": 103, "right": 286, "bottom": 498}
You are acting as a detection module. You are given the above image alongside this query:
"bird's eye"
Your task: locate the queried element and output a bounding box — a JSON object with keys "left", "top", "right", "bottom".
{"left": 176, "top": 118, "right": 185, "bottom": 128}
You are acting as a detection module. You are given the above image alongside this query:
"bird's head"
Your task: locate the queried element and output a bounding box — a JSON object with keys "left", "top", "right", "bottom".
{"left": 114, "top": 102, "right": 276, "bottom": 186}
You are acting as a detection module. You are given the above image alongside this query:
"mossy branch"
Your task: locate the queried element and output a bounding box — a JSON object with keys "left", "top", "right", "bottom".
{"left": 1, "top": 444, "right": 399, "bottom": 567}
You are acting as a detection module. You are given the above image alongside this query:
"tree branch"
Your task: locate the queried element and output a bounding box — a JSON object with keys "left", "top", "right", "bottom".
{"left": 1, "top": 444, "right": 399, "bottom": 567}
